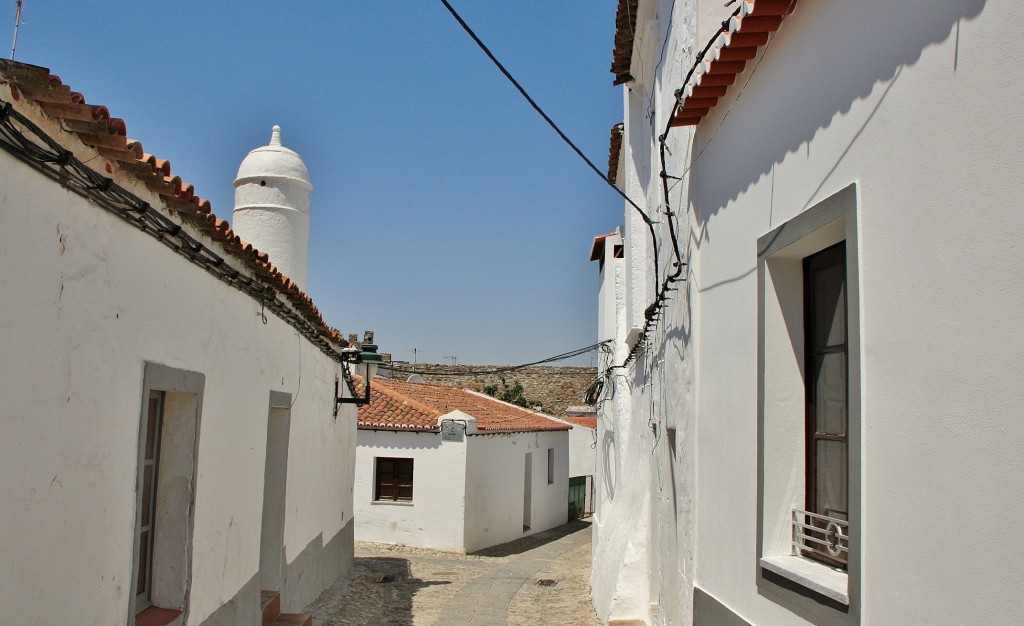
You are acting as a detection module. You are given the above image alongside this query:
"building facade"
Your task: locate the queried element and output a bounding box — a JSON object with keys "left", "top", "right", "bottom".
{"left": 355, "top": 378, "right": 571, "bottom": 553}
{"left": 0, "top": 61, "right": 360, "bottom": 625}
{"left": 592, "top": 1, "right": 1023, "bottom": 624}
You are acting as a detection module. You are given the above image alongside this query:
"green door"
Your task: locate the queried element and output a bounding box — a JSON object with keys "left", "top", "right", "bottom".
{"left": 568, "top": 476, "right": 586, "bottom": 519}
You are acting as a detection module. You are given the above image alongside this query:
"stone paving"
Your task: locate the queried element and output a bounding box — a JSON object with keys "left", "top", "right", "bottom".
{"left": 305, "top": 518, "right": 601, "bottom": 625}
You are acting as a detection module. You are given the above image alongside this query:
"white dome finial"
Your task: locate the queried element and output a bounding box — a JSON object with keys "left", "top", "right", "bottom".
{"left": 270, "top": 125, "right": 282, "bottom": 146}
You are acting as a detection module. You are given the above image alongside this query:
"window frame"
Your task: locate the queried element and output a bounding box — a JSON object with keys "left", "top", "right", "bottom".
{"left": 374, "top": 456, "right": 414, "bottom": 502}
{"left": 756, "top": 184, "right": 860, "bottom": 619}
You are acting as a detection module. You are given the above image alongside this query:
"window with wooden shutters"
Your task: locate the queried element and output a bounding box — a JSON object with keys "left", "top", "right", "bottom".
{"left": 802, "top": 242, "right": 848, "bottom": 568}
{"left": 375, "top": 457, "right": 414, "bottom": 502}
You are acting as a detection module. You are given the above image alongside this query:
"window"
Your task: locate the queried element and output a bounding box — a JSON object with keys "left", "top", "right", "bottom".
{"left": 547, "top": 448, "right": 555, "bottom": 484}
{"left": 375, "top": 457, "right": 414, "bottom": 502}
{"left": 757, "top": 184, "right": 859, "bottom": 613}
{"left": 801, "top": 243, "right": 849, "bottom": 568}
{"left": 136, "top": 390, "right": 164, "bottom": 611}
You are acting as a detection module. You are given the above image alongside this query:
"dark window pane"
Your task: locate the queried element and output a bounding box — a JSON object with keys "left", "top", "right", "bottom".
{"left": 145, "top": 399, "right": 159, "bottom": 459}
{"left": 815, "top": 352, "right": 847, "bottom": 436}
{"left": 815, "top": 440, "right": 847, "bottom": 519}
{"left": 814, "top": 263, "right": 846, "bottom": 348}
{"left": 141, "top": 465, "right": 153, "bottom": 527}
{"left": 137, "top": 530, "right": 149, "bottom": 595}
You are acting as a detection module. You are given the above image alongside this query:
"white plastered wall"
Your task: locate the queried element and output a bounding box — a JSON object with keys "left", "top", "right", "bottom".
{"left": 463, "top": 430, "right": 569, "bottom": 553}
{"left": 0, "top": 90, "right": 355, "bottom": 625}
{"left": 598, "top": 0, "right": 1024, "bottom": 624}
{"left": 354, "top": 428, "right": 467, "bottom": 552}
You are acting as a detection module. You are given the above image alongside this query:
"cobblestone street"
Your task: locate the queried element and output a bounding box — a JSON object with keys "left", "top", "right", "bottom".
{"left": 305, "top": 519, "right": 600, "bottom": 625}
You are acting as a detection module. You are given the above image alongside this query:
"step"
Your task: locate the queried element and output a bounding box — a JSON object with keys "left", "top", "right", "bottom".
{"left": 268, "top": 613, "right": 313, "bottom": 626}
{"left": 261, "top": 590, "right": 281, "bottom": 625}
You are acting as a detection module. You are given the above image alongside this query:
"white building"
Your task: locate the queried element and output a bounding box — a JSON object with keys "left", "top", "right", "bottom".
{"left": 355, "top": 378, "right": 571, "bottom": 553}
{"left": 0, "top": 60, "right": 362, "bottom": 625}
{"left": 548, "top": 407, "right": 598, "bottom": 518}
{"left": 592, "top": 1, "right": 1023, "bottom": 625}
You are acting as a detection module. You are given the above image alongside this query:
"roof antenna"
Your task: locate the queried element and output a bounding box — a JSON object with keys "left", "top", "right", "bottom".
{"left": 10, "top": 0, "right": 23, "bottom": 61}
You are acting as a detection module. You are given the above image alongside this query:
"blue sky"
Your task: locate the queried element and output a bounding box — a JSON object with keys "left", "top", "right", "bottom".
{"left": 10, "top": 1, "right": 623, "bottom": 366}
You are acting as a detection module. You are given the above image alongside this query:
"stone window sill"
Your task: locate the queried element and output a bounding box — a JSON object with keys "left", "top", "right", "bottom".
{"left": 760, "top": 555, "right": 849, "bottom": 605}
{"left": 372, "top": 500, "right": 414, "bottom": 506}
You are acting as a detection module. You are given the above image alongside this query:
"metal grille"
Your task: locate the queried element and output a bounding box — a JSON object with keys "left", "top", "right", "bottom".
{"left": 792, "top": 509, "right": 848, "bottom": 564}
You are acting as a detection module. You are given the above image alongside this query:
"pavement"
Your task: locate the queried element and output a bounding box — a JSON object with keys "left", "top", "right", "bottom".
{"left": 305, "top": 518, "right": 601, "bottom": 625}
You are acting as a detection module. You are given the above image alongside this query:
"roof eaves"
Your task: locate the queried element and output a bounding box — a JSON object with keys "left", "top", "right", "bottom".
{"left": 672, "top": 0, "right": 797, "bottom": 128}
{"left": 607, "top": 122, "right": 624, "bottom": 184}
{"left": 0, "top": 60, "right": 350, "bottom": 356}
{"left": 610, "top": 0, "right": 640, "bottom": 85}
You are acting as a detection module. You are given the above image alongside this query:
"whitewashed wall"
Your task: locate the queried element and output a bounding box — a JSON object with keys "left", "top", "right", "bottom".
{"left": 595, "top": 0, "right": 1024, "bottom": 624}
{"left": 546, "top": 417, "right": 596, "bottom": 481}
{"left": 354, "top": 429, "right": 466, "bottom": 552}
{"left": 0, "top": 90, "right": 355, "bottom": 625}
{"left": 464, "top": 431, "right": 569, "bottom": 553}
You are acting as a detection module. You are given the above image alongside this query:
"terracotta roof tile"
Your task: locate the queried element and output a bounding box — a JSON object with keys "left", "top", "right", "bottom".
{"left": 607, "top": 122, "right": 623, "bottom": 184}
{"left": 559, "top": 415, "right": 598, "bottom": 430}
{"left": 590, "top": 231, "right": 617, "bottom": 262}
{"left": 671, "top": 0, "right": 797, "bottom": 128}
{"left": 358, "top": 378, "right": 570, "bottom": 433}
{"left": 610, "top": 0, "right": 640, "bottom": 85}
{"left": 0, "top": 60, "right": 349, "bottom": 352}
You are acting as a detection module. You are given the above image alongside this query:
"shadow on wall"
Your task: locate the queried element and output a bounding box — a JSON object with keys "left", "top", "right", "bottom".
{"left": 601, "top": 430, "right": 617, "bottom": 501}
{"left": 687, "top": 0, "right": 986, "bottom": 227}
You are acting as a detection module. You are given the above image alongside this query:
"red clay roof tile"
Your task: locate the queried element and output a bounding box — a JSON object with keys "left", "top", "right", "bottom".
{"left": 672, "top": 0, "right": 797, "bottom": 128}
{"left": 358, "top": 378, "right": 571, "bottom": 434}
{"left": 0, "top": 59, "right": 349, "bottom": 352}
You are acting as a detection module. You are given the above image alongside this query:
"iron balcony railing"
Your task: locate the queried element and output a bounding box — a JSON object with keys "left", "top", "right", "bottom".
{"left": 792, "top": 509, "right": 848, "bottom": 567}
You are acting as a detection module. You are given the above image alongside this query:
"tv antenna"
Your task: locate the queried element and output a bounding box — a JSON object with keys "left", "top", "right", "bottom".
{"left": 10, "top": 0, "right": 23, "bottom": 61}
{"left": 443, "top": 355, "right": 457, "bottom": 366}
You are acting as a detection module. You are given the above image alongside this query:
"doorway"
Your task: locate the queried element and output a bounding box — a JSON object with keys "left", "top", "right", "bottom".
{"left": 523, "top": 453, "right": 533, "bottom": 531}
{"left": 260, "top": 394, "right": 291, "bottom": 591}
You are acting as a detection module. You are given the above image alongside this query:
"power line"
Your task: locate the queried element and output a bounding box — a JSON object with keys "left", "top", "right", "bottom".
{"left": 438, "top": 0, "right": 662, "bottom": 302}
{"left": 439, "top": 0, "right": 648, "bottom": 223}
{"left": 383, "top": 342, "right": 607, "bottom": 377}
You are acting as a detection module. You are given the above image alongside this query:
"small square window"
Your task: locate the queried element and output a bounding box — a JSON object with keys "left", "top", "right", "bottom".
{"left": 375, "top": 457, "right": 414, "bottom": 502}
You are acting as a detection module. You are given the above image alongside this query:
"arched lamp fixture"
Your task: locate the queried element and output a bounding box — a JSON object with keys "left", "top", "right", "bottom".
{"left": 334, "top": 331, "right": 383, "bottom": 416}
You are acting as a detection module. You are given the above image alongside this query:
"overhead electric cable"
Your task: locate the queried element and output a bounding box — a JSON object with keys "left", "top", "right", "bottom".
{"left": 440, "top": 0, "right": 648, "bottom": 222}
{"left": 383, "top": 342, "right": 608, "bottom": 377}
{"left": 439, "top": 0, "right": 661, "bottom": 298}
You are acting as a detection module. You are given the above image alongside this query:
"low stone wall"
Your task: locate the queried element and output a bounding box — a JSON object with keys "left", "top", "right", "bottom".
{"left": 381, "top": 363, "right": 597, "bottom": 417}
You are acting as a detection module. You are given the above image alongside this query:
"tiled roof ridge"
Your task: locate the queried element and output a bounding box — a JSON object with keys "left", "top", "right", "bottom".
{"left": 671, "top": 0, "right": 797, "bottom": 128}
{"left": 374, "top": 378, "right": 569, "bottom": 433}
{"left": 0, "top": 60, "right": 349, "bottom": 352}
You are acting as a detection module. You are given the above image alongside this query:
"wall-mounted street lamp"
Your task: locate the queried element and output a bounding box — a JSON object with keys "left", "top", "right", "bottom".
{"left": 334, "top": 331, "right": 383, "bottom": 416}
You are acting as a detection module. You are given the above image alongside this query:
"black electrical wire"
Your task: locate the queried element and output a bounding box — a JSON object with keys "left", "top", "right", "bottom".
{"left": 383, "top": 341, "right": 608, "bottom": 377}
{"left": 438, "top": 0, "right": 661, "bottom": 295}
{"left": 0, "top": 95, "right": 350, "bottom": 369}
